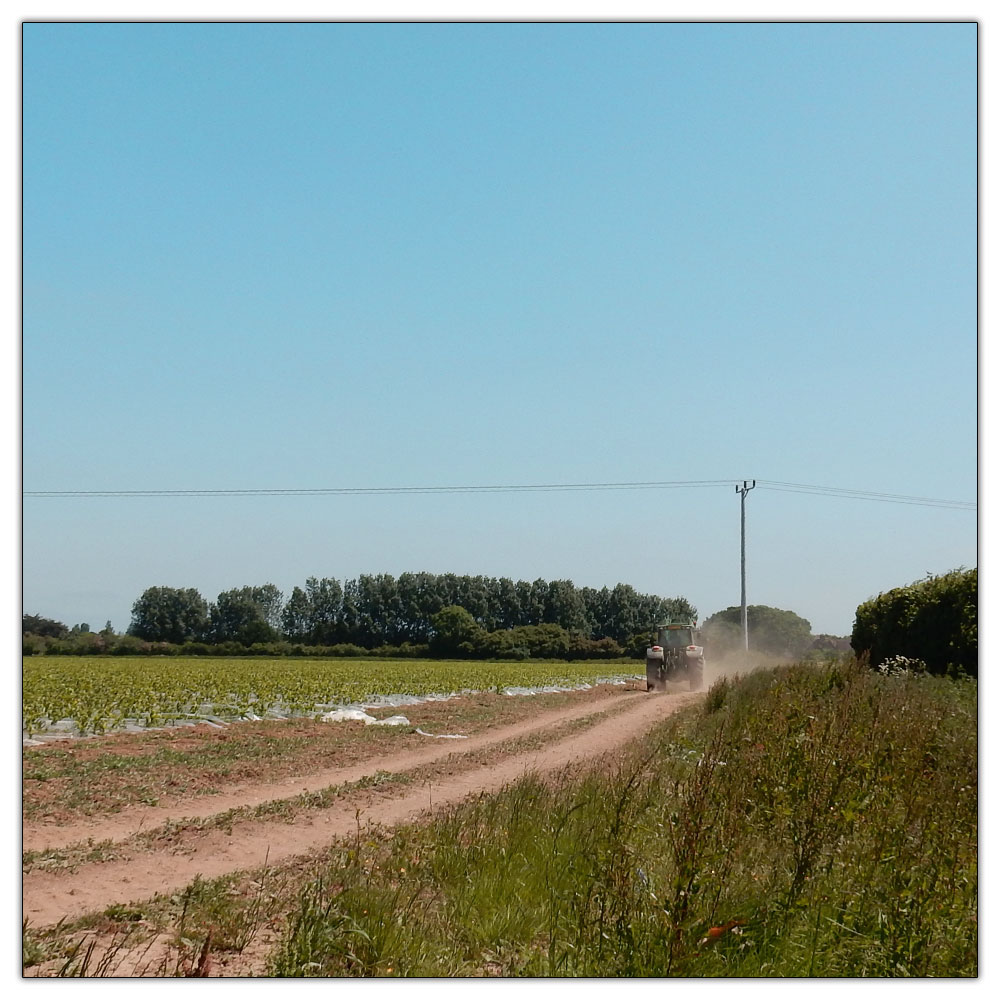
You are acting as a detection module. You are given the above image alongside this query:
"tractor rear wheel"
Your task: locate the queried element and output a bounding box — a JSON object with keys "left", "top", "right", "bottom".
{"left": 646, "top": 658, "right": 662, "bottom": 692}
{"left": 689, "top": 661, "right": 704, "bottom": 691}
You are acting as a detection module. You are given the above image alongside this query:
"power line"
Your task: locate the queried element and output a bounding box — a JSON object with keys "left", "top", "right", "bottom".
{"left": 22, "top": 479, "right": 732, "bottom": 497}
{"left": 22, "top": 478, "right": 976, "bottom": 509}
{"left": 755, "top": 480, "right": 976, "bottom": 510}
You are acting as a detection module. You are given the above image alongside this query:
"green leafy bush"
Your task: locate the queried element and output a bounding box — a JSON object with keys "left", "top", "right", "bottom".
{"left": 852, "top": 568, "right": 977, "bottom": 676}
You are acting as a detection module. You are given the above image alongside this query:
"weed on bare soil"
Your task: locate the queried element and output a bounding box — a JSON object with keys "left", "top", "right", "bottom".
{"left": 23, "top": 684, "right": 635, "bottom": 823}
{"left": 24, "top": 699, "right": 635, "bottom": 876}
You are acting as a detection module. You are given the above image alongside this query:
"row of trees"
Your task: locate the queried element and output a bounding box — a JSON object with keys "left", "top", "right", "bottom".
{"left": 28, "top": 575, "right": 866, "bottom": 666}
{"left": 851, "top": 568, "right": 977, "bottom": 677}
{"left": 124, "top": 574, "right": 696, "bottom": 650}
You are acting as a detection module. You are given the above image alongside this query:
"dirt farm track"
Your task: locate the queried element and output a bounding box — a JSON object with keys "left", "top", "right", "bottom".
{"left": 23, "top": 682, "right": 701, "bottom": 954}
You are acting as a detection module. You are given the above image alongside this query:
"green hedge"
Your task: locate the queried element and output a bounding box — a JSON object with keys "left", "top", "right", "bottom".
{"left": 851, "top": 568, "right": 977, "bottom": 677}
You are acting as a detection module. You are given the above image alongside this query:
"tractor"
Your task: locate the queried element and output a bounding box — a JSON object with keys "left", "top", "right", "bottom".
{"left": 646, "top": 619, "right": 705, "bottom": 692}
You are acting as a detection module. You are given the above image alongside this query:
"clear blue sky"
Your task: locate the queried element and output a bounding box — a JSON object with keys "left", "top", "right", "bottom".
{"left": 22, "top": 21, "right": 977, "bottom": 637}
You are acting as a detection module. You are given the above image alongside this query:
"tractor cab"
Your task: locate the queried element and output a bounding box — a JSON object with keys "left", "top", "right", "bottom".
{"left": 656, "top": 622, "right": 697, "bottom": 649}
{"left": 656, "top": 621, "right": 700, "bottom": 648}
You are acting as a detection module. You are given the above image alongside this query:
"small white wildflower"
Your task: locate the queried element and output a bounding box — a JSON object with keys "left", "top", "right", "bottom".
{"left": 877, "top": 654, "right": 927, "bottom": 676}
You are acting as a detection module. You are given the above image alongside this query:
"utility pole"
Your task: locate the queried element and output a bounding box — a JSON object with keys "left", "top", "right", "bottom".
{"left": 736, "top": 480, "right": 756, "bottom": 655}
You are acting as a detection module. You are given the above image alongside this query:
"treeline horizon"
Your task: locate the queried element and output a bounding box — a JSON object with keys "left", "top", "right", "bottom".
{"left": 23, "top": 571, "right": 697, "bottom": 660}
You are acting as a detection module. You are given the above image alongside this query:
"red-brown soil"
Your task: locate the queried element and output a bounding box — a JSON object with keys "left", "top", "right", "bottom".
{"left": 23, "top": 684, "right": 701, "bottom": 933}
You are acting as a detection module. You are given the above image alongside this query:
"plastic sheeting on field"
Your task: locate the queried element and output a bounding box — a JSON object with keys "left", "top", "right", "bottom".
{"left": 360, "top": 692, "right": 461, "bottom": 709}
{"left": 502, "top": 684, "right": 592, "bottom": 697}
{"left": 319, "top": 708, "right": 410, "bottom": 727}
{"left": 22, "top": 675, "right": 642, "bottom": 746}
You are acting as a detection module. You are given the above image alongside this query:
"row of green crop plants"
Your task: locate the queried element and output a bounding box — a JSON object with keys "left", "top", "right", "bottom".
{"left": 215, "top": 659, "right": 973, "bottom": 977}
{"left": 21, "top": 656, "right": 640, "bottom": 737}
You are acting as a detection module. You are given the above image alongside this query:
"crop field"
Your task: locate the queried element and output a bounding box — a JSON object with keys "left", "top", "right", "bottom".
{"left": 22, "top": 656, "right": 641, "bottom": 738}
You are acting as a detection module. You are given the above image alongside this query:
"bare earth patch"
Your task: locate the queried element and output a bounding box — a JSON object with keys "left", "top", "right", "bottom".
{"left": 23, "top": 683, "right": 643, "bottom": 827}
{"left": 23, "top": 681, "right": 700, "bottom": 973}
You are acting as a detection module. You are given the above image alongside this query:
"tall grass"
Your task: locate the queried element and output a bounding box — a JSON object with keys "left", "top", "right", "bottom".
{"left": 268, "top": 659, "right": 977, "bottom": 977}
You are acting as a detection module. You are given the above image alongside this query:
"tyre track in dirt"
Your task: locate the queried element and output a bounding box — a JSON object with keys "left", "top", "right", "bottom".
{"left": 24, "top": 687, "right": 647, "bottom": 854}
{"left": 24, "top": 690, "right": 700, "bottom": 928}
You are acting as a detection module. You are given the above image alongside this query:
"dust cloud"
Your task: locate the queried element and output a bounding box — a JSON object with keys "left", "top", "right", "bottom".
{"left": 703, "top": 650, "right": 794, "bottom": 688}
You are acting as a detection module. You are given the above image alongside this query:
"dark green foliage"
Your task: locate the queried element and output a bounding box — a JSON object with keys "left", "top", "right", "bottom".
{"left": 23, "top": 614, "right": 69, "bottom": 638}
{"left": 281, "top": 586, "right": 311, "bottom": 643}
{"left": 480, "top": 624, "right": 571, "bottom": 660}
{"left": 702, "top": 674, "right": 731, "bottom": 715}
{"left": 544, "top": 580, "right": 590, "bottom": 636}
{"left": 47, "top": 572, "right": 695, "bottom": 658}
{"left": 580, "top": 584, "right": 696, "bottom": 645}
{"left": 282, "top": 577, "right": 346, "bottom": 645}
{"left": 24, "top": 629, "right": 117, "bottom": 656}
{"left": 128, "top": 586, "right": 209, "bottom": 644}
{"left": 269, "top": 661, "right": 977, "bottom": 978}
{"left": 318, "top": 573, "right": 694, "bottom": 648}
{"left": 567, "top": 635, "right": 626, "bottom": 660}
{"left": 426, "top": 618, "right": 622, "bottom": 661}
{"left": 22, "top": 633, "right": 48, "bottom": 656}
{"left": 110, "top": 634, "right": 158, "bottom": 655}
{"left": 428, "top": 606, "right": 484, "bottom": 657}
{"left": 210, "top": 585, "right": 283, "bottom": 644}
{"left": 703, "top": 605, "right": 813, "bottom": 658}
{"left": 852, "top": 568, "right": 977, "bottom": 676}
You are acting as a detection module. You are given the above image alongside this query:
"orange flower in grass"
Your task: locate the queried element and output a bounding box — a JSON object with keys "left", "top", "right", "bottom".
{"left": 698, "top": 919, "right": 744, "bottom": 946}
